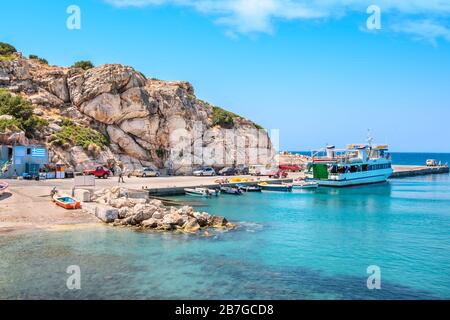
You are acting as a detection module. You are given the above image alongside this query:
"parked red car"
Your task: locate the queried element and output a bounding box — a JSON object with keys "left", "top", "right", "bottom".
{"left": 279, "top": 165, "right": 302, "bottom": 172}
{"left": 83, "top": 166, "right": 111, "bottom": 179}
{"left": 269, "top": 170, "right": 288, "bottom": 179}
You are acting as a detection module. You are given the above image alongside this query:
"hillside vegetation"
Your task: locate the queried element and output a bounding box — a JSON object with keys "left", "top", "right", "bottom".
{"left": 0, "top": 90, "right": 48, "bottom": 137}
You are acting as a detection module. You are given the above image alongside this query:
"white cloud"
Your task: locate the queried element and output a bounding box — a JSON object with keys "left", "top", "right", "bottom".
{"left": 105, "top": 0, "right": 450, "bottom": 41}
{"left": 391, "top": 19, "right": 450, "bottom": 45}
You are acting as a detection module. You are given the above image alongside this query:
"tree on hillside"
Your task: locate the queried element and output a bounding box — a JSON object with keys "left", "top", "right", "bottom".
{"left": 29, "top": 54, "right": 48, "bottom": 65}
{"left": 72, "top": 60, "right": 94, "bottom": 70}
{"left": 0, "top": 90, "right": 48, "bottom": 137}
{"left": 0, "top": 42, "right": 17, "bottom": 56}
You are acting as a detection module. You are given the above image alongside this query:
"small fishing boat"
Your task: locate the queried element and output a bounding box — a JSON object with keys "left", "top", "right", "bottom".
{"left": 184, "top": 187, "right": 220, "bottom": 197}
{"left": 0, "top": 181, "right": 9, "bottom": 196}
{"left": 220, "top": 186, "right": 243, "bottom": 195}
{"left": 288, "top": 180, "right": 319, "bottom": 189}
{"left": 53, "top": 194, "right": 81, "bottom": 209}
{"left": 258, "top": 182, "right": 292, "bottom": 192}
{"left": 235, "top": 184, "right": 262, "bottom": 192}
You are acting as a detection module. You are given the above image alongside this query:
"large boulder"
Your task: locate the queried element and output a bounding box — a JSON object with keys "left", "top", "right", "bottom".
{"left": 193, "top": 212, "right": 210, "bottom": 227}
{"left": 142, "top": 218, "right": 158, "bottom": 229}
{"left": 209, "top": 216, "right": 229, "bottom": 228}
{"left": 109, "top": 198, "right": 131, "bottom": 209}
{"left": 162, "top": 212, "right": 184, "bottom": 226}
{"left": 133, "top": 204, "right": 158, "bottom": 223}
{"left": 74, "top": 189, "right": 91, "bottom": 202}
{"left": 183, "top": 218, "right": 201, "bottom": 232}
{"left": 151, "top": 211, "right": 164, "bottom": 220}
{"left": 107, "top": 125, "right": 149, "bottom": 160}
{"left": 67, "top": 64, "right": 146, "bottom": 107}
{"left": 87, "top": 204, "right": 119, "bottom": 223}
{"left": 118, "top": 207, "right": 131, "bottom": 219}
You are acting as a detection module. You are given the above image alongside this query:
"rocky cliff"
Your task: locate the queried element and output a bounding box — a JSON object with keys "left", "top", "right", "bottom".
{"left": 0, "top": 52, "right": 274, "bottom": 174}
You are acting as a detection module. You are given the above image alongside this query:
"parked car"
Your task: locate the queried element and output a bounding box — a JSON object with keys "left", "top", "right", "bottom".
{"left": 83, "top": 166, "right": 111, "bottom": 179}
{"left": 193, "top": 167, "right": 216, "bottom": 176}
{"left": 218, "top": 167, "right": 236, "bottom": 176}
{"left": 426, "top": 159, "right": 438, "bottom": 167}
{"left": 279, "top": 164, "right": 302, "bottom": 172}
{"left": 269, "top": 170, "right": 289, "bottom": 179}
{"left": 134, "top": 167, "right": 161, "bottom": 177}
{"left": 235, "top": 165, "right": 249, "bottom": 175}
{"left": 249, "top": 165, "right": 277, "bottom": 176}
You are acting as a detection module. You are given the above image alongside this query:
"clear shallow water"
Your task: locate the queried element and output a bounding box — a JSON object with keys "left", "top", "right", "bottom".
{"left": 1, "top": 174, "right": 450, "bottom": 299}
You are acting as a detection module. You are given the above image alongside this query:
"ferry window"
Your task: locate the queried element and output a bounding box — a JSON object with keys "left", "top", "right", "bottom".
{"left": 27, "top": 148, "right": 31, "bottom": 155}
{"left": 330, "top": 166, "right": 338, "bottom": 174}
{"left": 362, "top": 164, "right": 368, "bottom": 171}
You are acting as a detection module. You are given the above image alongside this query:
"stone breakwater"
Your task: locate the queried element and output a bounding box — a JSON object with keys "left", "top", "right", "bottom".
{"left": 82, "top": 187, "right": 235, "bottom": 233}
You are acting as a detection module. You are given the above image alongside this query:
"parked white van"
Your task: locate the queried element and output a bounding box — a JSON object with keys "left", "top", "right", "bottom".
{"left": 249, "top": 165, "right": 277, "bottom": 176}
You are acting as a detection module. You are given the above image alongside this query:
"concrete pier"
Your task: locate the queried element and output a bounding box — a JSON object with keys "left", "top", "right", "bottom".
{"left": 391, "top": 165, "right": 449, "bottom": 178}
{"left": 145, "top": 178, "right": 292, "bottom": 196}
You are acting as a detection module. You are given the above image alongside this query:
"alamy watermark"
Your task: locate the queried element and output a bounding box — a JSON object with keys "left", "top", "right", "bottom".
{"left": 66, "top": 5, "right": 81, "bottom": 30}
{"left": 366, "top": 5, "right": 382, "bottom": 30}
{"left": 166, "top": 122, "right": 279, "bottom": 169}
{"left": 367, "top": 265, "right": 381, "bottom": 290}
{"left": 66, "top": 265, "right": 81, "bottom": 290}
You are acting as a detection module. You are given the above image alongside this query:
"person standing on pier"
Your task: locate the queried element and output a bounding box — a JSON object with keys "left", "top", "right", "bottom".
{"left": 117, "top": 162, "right": 125, "bottom": 184}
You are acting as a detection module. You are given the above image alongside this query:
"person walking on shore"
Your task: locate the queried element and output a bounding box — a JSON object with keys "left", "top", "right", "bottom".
{"left": 117, "top": 166, "right": 125, "bottom": 183}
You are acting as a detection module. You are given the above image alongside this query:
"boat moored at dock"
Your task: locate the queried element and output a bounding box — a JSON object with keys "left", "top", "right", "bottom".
{"left": 220, "top": 186, "right": 243, "bottom": 195}
{"left": 289, "top": 179, "right": 319, "bottom": 189}
{"left": 309, "top": 139, "right": 393, "bottom": 187}
{"left": 184, "top": 187, "right": 220, "bottom": 197}
{"left": 258, "top": 182, "right": 293, "bottom": 192}
{"left": 235, "top": 184, "right": 262, "bottom": 192}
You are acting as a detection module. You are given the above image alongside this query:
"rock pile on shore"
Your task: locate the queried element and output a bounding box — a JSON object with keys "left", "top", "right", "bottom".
{"left": 84, "top": 187, "right": 235, "bottom": 233}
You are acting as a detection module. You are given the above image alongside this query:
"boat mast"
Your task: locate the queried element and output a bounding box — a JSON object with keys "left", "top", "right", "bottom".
{"left": 367, "top": 129, "right": 373, "bottom": 147}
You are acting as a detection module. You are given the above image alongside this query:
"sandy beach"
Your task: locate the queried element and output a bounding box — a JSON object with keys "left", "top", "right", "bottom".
{"left": 0, "top": 182, "right": 98, "bottom": 235}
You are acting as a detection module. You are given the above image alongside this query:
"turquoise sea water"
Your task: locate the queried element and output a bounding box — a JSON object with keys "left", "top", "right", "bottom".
{"left": 1, "top": 173, "right": 450, "bottom": 299}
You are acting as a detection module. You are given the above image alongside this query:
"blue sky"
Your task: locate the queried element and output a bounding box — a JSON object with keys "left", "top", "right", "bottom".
{"left": 1, "top": 0, "right": 450, "bottom": 152}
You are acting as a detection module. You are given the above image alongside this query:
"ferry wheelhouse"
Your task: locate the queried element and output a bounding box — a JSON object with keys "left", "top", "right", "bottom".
{"left": 310, "top": 144, "right": 393, "bottom": 187}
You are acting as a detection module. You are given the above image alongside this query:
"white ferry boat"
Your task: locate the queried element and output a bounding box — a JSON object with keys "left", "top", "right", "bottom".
{"left": 309, "top": 141, "right": 393, "bottom": 187}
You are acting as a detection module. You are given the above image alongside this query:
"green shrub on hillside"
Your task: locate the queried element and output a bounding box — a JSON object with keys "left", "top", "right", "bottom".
{"left": 0, "top": 42, "right": 16, "bottom": 56}
{"left": 0, "top": 55, "right": 15, "bottom": 61}
{"left": 51, "top": 119, "right": 109, "bottom": 150}
{"left": 29, "top": 54, "right": 48, "bottom": 65}
{"left": 0, "top": 118, "right": 21, "bottom": 132}
{"left": 0, "top": 90, "right": 48, "bottom": 137}
{"left": 72, "top": 60, "right": 94, "bottom": 70}
{"left": 199, "top": 99, "right": 264, "bottom": 130}
{"left": 212, "top": 106, "right": 238, "bottom": 128}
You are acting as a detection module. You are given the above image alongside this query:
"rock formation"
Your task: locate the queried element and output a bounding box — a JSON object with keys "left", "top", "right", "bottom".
{"left": 0, "top": 52, "right": 274, "bottom": 174}
{"left": 83, "top": 186, "right": 235, "bottom": 232}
